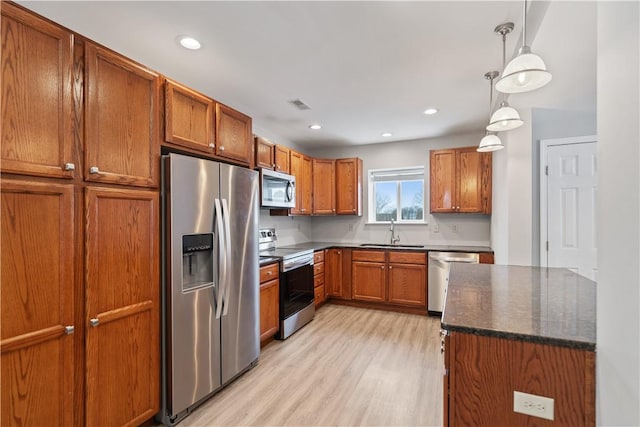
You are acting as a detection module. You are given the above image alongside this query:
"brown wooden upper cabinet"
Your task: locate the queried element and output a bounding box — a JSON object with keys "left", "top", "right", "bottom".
{"left": 164, "top": 79, "right": 214, "bottom": 153}
{"left": 85, "top": 42, "right": 160, "bottom": 188}
{"left": 312, "top": 159, "right": 336, "bottom": 215}
{"left": 1, "top": 3, "right": 76, "bottom": 179}
{"left": 430, "top": 147, "right": 492, "bottom": 214}
{"left": 290, "top": 149, "right": 312, "bottom": 215}
{"left": 335, "top": 158, "right": 363, "bottom": 216}
{"left": 274, "top": 145, "right": 290, "bottom": 173}
{"left": 255, "top": 136, "right": 275, "bottom": 169}
{"left": 215, "top": 103, "right": 252, "bottom": 166}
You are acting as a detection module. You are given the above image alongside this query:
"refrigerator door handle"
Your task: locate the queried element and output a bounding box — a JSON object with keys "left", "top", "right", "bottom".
{"left": 214, "top": 198, "right": 226, "bottom": 320}
{"left": 221, "top": 198, "right": 232, "bottom": 316}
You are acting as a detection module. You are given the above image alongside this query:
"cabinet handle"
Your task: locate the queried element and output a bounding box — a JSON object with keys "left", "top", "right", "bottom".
{"left": 220, "top": 146, "right": 225, "bottom": 151}
{"left": 64, "top": 163, "right": 75, "bottom": 171}
{"left": 89, "top": 166, "right": 100, "bottom": 174}
{"left": 209, "top": 143, "right": 215, "bottom": 148}
{"left": 64, "top": 325, "right": 75, "bottom": 335}
{"left": 89, "top": 318, "right": 99, "bottom": 327}
{"left": 267, "top": 271, "right": 273, "bottom": 275}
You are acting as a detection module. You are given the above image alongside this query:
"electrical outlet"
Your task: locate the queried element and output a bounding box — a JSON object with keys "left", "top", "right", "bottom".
{"left": 513, "top": 391, "right": 554, "bottom": 421}
{"left": 451, "top": 224, "right": 458, "bottom": 233}
{"left": 432, "top": 224, "right": 439, "bottom": 233}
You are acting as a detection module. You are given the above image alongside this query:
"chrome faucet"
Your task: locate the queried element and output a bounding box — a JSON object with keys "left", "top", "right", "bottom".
{"left": 390, "top": 218, "right": 400, "bottom": 245}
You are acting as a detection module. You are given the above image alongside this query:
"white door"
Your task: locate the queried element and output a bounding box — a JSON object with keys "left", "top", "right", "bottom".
{"left": 542, "top": 137, "right": 597, "bottom": 280}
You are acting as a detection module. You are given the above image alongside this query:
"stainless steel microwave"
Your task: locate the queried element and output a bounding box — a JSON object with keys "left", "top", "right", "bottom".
{"left": 260, "top": 168, "right": 296, "bottom": 208}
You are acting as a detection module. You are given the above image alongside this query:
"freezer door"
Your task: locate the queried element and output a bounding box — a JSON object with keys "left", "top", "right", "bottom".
{"left": 219, "top": 163, "right": 260, "bottom": 384}
{"left": 165, "top": 154, "right": 222, "bottom": 415}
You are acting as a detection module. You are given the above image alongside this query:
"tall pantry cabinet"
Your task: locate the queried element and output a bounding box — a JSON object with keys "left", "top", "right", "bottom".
{"left": 1, "top": 3, "right": 159, "bottom": 426}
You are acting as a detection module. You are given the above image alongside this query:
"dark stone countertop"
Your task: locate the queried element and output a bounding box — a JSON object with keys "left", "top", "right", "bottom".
{"left": 259, "top": 256, "right": 280, "bottom": 267}
{"left": 441, "top": 264, "right": 596, "bottom": 351}
{"left": 277, "top": 241, "right": 493, "bottom": 253}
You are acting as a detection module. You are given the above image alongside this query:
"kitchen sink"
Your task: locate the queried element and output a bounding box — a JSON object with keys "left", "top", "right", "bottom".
{"left": 359, "top": 243, "right": 425, "bottom": 248}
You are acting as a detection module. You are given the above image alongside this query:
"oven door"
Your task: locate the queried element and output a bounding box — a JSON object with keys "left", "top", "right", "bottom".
{"left": 280, "top": 263, "right": 314, "bottom": 319}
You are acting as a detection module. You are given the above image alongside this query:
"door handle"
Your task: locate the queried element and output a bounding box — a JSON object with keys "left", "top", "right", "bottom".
{"left": 214, "top": 198, "right": 226, "bottom": 320}
{"left": 221, "top": 198, "right": 232, "bottom": 316}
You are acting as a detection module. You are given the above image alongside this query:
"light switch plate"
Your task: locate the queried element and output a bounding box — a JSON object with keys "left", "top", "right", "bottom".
{"left": 513, "top": 391, "right": 554, "bottom": 421}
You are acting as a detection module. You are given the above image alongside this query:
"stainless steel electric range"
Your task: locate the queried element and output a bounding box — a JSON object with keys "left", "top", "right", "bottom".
{"left": 259, "top": 228, "right": 315, "bottom": 339}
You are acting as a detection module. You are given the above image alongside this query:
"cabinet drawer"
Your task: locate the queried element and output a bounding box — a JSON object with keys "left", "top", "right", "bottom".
{"left": 314, "top": 274, "right": 325, "bottom": 288}
{"left": 314, "top": 250, "right": 325, "bottom": 263}
{"left": 352, "top": 250, "right": 386, "bottom": 262}
{"left": 388, "top": 251, "right": 426, "bottom": 265}
{"left": 260, "top": 263, "right": 279, "bottom": 283}
{"left": 313, "top": 262, "right": 325, "bottom": 276}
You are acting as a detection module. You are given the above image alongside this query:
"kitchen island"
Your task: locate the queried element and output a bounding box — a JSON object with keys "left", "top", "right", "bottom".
{"left": 441, "top": 264, "right": 596, "bottom": 426}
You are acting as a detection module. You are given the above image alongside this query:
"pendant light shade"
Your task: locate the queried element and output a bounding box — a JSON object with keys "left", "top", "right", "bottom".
{"left": 495, "top": 48, "right": 552, "bottom": 93}
{"left": 495, "top": 0, "right": 552, "bottom": 94}
{"left": 487, "top": 101, "right": 523, "bottom": 131}
{"left": 477, "top": 133, "right": 504, "bottom": 152}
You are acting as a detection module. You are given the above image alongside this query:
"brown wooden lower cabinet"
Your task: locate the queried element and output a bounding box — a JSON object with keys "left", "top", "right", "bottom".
{"left": 443, "top": 331, "right": 595, "bottom": 427}
{"left": 84, "top": 187, "right": 160, "bottom": 427}
{"left": 1, "top": 179, "right": 75, "bottom": 427}
{"left": 325, "top": 248, "right": 351, "bottom": 299}
{"left": 259, "top": 263, "right": 279, "bottom": 343}
{"left": 351, "top": 250, "right": 426, "bottom": 308}
{"left": 313, "top": 251, "right": 326, "bottom": 307}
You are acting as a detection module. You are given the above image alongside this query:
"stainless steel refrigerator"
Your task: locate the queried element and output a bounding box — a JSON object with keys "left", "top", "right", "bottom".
{"left": 158, "top": 153, "right": 259, "bottom": 426}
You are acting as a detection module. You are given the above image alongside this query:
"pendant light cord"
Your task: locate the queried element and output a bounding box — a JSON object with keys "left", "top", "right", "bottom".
{"left": 522, "top": 0, "right": 527, "bottom": 48}
{"left": 488, "top": 76, "right": 494, "bottom": 121}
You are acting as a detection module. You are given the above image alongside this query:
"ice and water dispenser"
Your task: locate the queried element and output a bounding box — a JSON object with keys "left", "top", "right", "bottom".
{"left": 181, "top": 234, "right": 215, "bottom": 292}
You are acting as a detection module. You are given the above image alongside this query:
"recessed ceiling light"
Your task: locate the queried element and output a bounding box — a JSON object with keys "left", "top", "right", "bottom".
{"left": 423, "top": 108, "right": 439, "bottom": 115}
{"left": 381, "top": 132, "right": 393, "bottom": 137}
{"left": 178, "top": 36, "right": 201, "bottom": 50}
{"left": 309, "top": 124, "right": 322, "bottom": 130}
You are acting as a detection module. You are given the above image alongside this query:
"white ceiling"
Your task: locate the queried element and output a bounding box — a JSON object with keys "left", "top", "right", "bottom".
{"left": 19, "top": 1, "right": 596, "bottom": 149}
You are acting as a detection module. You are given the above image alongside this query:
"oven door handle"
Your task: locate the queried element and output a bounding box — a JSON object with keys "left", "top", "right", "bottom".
{"left": 221, "top": 198, "right": 232, "bottom": 317}
{"left": 214, "top": 198, "right": 226, "bottom": 320}
{"left": 283, "top": 258, "right": 313, "bottom": 272}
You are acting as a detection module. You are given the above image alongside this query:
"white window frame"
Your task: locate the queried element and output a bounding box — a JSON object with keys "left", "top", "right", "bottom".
{"left": 367, "top": 166, "right": 427, "bottom": 224}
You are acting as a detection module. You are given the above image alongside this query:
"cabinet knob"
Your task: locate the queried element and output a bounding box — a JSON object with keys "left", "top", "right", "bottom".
{"left": 64, "top": 163, "right": 75, "bottom": 171}
{"left": 389, "top": 266, "right": 393, "bottom": 269}
{"left": 337, "top": 251, "right": 341, "bottom": 255}
{"left": 220, "top": 146, "right": 225, "bottom": 151}
{"left": 267, "top": 271, "right": 273, "bottom": 275}
{"left": 64, "top": 325, "right": 75, "bottom": 335}
{"left": 276, "top": 164, "right": 280, "bottom": 169}
{"left": 272, "top": 164, "right": 276, "bottom": 168}
{"left": 209, "top": 143, "right": 215, "bottom": 148}
{"left": 89, "top": 166, "right": 100, "bottom": 174}
{"left": 332, "top": 209, "right": 335, "bottom": 212}
{"left": 381, "top": 266, "right": 385, "bottom": 269}
{"left": 89, "top": 318, "right": 99, "bottom": 327}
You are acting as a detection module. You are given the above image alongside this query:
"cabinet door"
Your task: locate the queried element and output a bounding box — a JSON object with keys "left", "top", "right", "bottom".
{"left": 314, "top": 285, "right": 326, "bottom": 307}
{"left": 352, "top": 261, "right": 386, "bottom": 302}
{"left": 456, "top": 147, "right": 483, "bottom": 213}
{"left": 430, "top": 149, "right": 456, "bottom": 213}
{"left": 255, "top": 137, "right": 275, "bottom": 170}
{"left": 325, "top": 248, "right": 343, "bottom": 298}
{"left": 388, "top": 263, "right": 426, "bottom": 307}
{"left": 1, "top": 4, "right": 75, "bottom": 179}
{"left": 259, "top": 278, "right": 279, "bottom": 343}
{"left": 274, "top": 145, "right": 290, "bottom": 173}
{"left": 164, "top": 79, "right": 214, "bottom": 153}
{"left": 1, "top": 180, "right": 74, "bottom": 427}
{"left": 312, "top": 159, "right": 336, "bottom": 215}
{"left": 85, "top": 187, "right": 159, "bottom": 427}
{"left": 215, "top": 103, "right": 252, "bottom": 166}
{"left": 335, "top": 158, "right": 363, "bottom": 215}
{"left": 302, "top": 155, "right": 313, "bottom": 214}
{"left": 289, "top": 150, "right": 303, "bottom": 215}
{"left": 85, "top": 42, "right": 160, "bottom": 188}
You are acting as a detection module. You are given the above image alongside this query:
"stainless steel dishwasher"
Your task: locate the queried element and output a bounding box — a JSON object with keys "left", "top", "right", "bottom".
{"left": 428, "top": 252, "right": 479, "bottom": 314}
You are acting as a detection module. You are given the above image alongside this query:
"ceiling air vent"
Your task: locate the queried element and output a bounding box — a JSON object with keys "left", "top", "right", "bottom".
{"left": 289, "top": 99, "right": 311, "bottom": 110}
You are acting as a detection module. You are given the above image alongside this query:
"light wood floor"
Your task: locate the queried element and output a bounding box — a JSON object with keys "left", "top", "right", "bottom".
{"left": 180, "top": 304, "right": 443, "bottom": 427}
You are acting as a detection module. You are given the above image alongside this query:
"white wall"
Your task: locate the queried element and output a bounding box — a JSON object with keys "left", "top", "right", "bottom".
{"left": 307, "top": 131, "right": 491, "bottom": 246}
{"left": 596, "top": 2, "right": 640, "bottom": 425}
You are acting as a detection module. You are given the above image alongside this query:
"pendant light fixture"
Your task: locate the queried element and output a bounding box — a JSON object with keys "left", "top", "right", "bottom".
{"left": 477, "top": 71, "right": 504, "bottom": 152}
{"left": 495, "top": 0, "right": 552, "bottom": 94}
{"left": 487, "top": 22, "right": 524, "bottom": 132}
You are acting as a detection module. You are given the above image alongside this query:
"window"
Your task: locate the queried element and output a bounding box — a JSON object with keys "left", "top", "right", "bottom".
{"left": 368, "top": 167, "right": 425, "bottom": 223}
